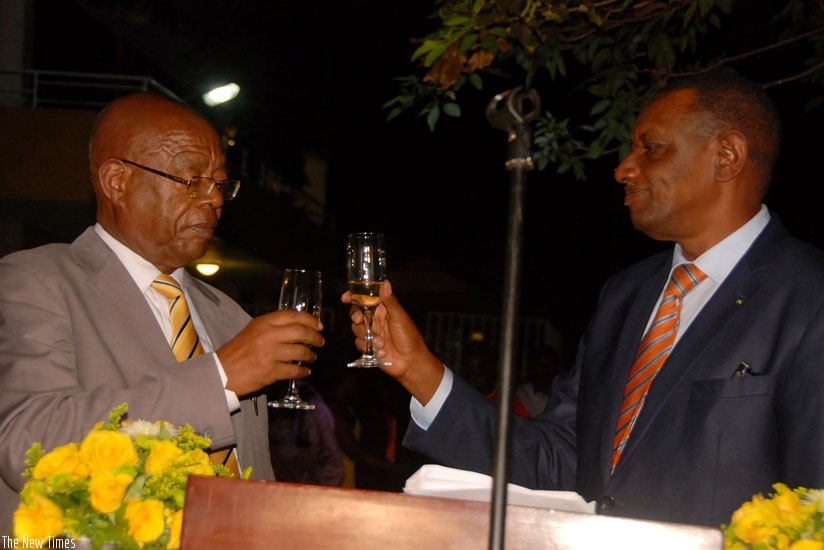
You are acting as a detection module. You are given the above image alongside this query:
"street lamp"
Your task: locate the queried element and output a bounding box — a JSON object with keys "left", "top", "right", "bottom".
{"left": 202, "top": 83, "right": 240, "bottom": 107}
{"left": 195, "top": 262, "right": 221, "bottom": 276}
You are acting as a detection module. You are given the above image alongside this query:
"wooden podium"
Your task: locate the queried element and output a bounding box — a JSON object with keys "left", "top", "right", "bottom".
{"left": 180, "top": 476, "right": 724, "bottom": 549}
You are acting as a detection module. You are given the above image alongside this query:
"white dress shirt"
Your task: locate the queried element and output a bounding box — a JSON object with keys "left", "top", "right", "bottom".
{"left": 94, "top": 223, "right": 240, "bottom": 412}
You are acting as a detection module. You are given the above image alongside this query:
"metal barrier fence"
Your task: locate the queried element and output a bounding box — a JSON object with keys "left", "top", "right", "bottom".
{"left": 423, "top": 311, "right": 560, "bottom": 378}
{"left": 0, "top": 68, "right": 180, "bottom": 109}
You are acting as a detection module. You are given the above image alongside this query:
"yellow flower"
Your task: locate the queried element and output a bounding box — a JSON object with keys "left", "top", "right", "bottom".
{"left": 774, "top": 489, "right": 804, "bottom": 521}
{"left": 79, "top": 429, "right": 139, "bottom": 472}
{"left": 88, "top": 469, "right": 134, "bottom": 513}
{"left": 125, "top": 498, "right": 166, "bottom": 543}
{"left": 14, "top": 404, "right": 227, "bottom": 550}
{"left": 145, "top": 439, "right": 184, "bottom": 475}
{"left": 725, "top": 484, "right": 824, "bottom": 549}
{"left": 804, "top": 490, "right": 824, "bottom": 513}
{"left": 32, "top": 442, "right": 87, "bottom": 480}
{"left": 167, "top": 508, "right": 184, "bottom": 549}
{"left": 13, "top": 491, "right": 63, "bottom": 543}
{"left": 178, "top": 449, "right": 217, "bottom": 477}
{"left": 790, "top": 541, "right": 824, "bottom": 550}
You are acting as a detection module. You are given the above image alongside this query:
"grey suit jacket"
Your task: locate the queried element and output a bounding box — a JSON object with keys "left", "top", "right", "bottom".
{"left": 0, "top": 227, "right": 274, "bottom": 535}
{"left": 405, "top": 217, "right": 824, "bottom": 527}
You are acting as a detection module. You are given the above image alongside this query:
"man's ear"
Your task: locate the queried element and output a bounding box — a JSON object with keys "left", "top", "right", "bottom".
{"left": 715, "top": 131, "right": 747, "bottom": 182}
{"left": 97, "top": 159, "right": 125, "bottom": 200}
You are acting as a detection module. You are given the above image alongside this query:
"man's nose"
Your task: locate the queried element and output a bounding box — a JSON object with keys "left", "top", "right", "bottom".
{"left": 614, "top": 154, "right": 638, "bottom": 183}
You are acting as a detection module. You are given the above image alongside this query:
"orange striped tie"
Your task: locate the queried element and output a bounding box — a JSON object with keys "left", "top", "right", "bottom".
{"left": 611, "top": 264, "right": 707, "bottom": 474}
{"left": 151, "top": 274, "right": 239, "bottom": 476}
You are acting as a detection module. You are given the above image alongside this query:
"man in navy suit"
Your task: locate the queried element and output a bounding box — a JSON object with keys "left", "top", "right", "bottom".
{"left": 343, "top": 71, "right": 824, "bottom": 527}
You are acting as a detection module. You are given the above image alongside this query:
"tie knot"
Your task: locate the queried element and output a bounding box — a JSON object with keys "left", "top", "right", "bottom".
{"left": 151, "top": 274, "right": 184, "bottom": 301}
{"left": 667, "top": 263, "right": 707, "bottom": 299}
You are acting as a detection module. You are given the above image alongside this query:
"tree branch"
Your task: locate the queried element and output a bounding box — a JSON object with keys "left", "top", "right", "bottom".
{"left": 715, "top": 25, "right": 824, "bottom": 66}
{"left": 670, "top": 26, "right": 824, "bottom": 81}
{"left": 764, "top": 60, "right": 824, "bottom": 88}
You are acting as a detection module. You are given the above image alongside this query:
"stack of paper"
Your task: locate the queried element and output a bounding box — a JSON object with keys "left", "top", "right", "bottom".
{"left": 403, "top": 464, "right": 596, "bottom": 514}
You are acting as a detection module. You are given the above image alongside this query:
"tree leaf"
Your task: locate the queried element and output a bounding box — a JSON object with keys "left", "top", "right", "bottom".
{"left": 384, "top": 0, "right": 824, "bottom": 179}
{"left": 443, "top": 102, "right": 462, "bottom": 117}
{"left": 426, "top": 105, "right": 441, "bottom": 131}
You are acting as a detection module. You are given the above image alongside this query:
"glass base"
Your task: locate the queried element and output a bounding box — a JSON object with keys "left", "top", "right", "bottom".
{"left": 268, "top": 396, "right": 315, "bottom": 410}
{"left": 347, "top": 355, "right": 392, "bottom": 368}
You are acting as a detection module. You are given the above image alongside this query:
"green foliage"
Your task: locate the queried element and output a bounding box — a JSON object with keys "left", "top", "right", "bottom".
{"left": 386, "top": 0, "right": 824, "bottom": 179}
{"left": 23, "top": 443, "right": 44, "bottom": 478}
{"left": 174, "top": 424, "right": 211, "bottom": 452}
{"left": 105, "top": 402, "right": 129, "bottom": 431}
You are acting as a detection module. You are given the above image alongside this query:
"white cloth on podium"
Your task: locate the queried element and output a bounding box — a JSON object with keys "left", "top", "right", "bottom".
{"left": 403, "top": 464, "right": 596, "bottom": 514}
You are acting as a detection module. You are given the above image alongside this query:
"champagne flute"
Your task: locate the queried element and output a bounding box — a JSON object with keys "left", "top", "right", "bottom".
{"left": 268, "top": 268, "right": 322, "bottom": 410}
{"left": 346, "top": 232, "right": 392, "bottom": 368}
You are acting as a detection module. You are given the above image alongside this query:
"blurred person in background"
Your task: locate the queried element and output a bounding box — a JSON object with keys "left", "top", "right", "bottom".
{"left": 268, "top": 379, "right": 344, "bottom": 486}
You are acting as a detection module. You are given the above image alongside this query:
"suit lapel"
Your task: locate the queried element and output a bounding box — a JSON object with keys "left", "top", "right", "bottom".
{"left": 186, "top": 277, "right": 238, "bottom": 348}
{"left": 599, "top": 258, "right": 672, "bottom": 475}
{"left": 612, "top": 221, "right": 779, "bottom": 468}
{"left": 72, "top": 228, "right": 180, "bottom": 365}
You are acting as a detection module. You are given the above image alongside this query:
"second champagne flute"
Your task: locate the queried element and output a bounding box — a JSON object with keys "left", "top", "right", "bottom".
{"left": 346, "top": 232, "right": 391, "bottom": 368}
{"left": 268, "top": 268, "right": 322, "bottom": 410}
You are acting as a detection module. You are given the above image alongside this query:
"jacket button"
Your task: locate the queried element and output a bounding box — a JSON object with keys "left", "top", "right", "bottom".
{"left": 203, "top": 428, "right": 214, "bottom": 439}
{"left": 599, "top": 495, "right": 616, "bottom": 510}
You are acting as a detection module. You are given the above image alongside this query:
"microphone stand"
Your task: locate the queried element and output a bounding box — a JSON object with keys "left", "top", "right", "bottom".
{"left": 484, "top": 86, "right": 541, "bottom": 550}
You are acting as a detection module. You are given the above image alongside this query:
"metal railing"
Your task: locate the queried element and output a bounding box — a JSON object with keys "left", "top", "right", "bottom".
{"left": 0, "top": 68, "right": 181, "bottom": 109}
{"left": 424, "top": 311, "right": 561, "bottom": 378}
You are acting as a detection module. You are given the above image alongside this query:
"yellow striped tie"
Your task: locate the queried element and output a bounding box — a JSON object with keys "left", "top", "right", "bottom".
{"left": 151, "top": 274, "right": 204, "bottom": 361}
{"left": 151, "top": 274, "right": 239, "bottom": 476}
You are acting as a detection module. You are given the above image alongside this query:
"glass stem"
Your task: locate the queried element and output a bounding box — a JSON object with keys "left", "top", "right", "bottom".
{"left": 364, "top": 307, "right": 375, "bottom": 357}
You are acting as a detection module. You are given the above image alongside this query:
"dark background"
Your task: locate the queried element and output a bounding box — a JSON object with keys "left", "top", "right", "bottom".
{"left": 23, "top": 0, "right": 824, "bottom": 355}
{"left": 6, "top": 0, "right": 821, "bottom": 496}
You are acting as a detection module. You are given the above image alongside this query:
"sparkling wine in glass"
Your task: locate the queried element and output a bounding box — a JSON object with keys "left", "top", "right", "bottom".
{"left": 346, "top": 232, "right": 391, "bottom": 368}
{"left": 268, "top": 268, "right": 322, "bottom": 410}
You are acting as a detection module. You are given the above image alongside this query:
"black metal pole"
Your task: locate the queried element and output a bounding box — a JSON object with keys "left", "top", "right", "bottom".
{"left": 485, "top": 87, "right": 540, "bottom": 550}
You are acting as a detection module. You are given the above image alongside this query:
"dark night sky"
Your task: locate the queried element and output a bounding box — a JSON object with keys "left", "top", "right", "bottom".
{"left": 27, "top": 0, "right": 824, "bottom": 348}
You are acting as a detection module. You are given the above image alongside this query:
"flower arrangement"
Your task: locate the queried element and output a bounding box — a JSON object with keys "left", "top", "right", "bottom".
{"left": 723, "top": 483, "right": 824, "bottom": 550}
{"left": 12, "top": 403, "right": 249, "bottom": 549}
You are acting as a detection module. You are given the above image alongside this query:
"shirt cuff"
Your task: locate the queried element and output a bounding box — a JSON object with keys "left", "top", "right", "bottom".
{"left": 213, "top": 352, "right": 241, "bottom": 412}
{"left": 410, "top": 366, "right": 453, "bottom": 430}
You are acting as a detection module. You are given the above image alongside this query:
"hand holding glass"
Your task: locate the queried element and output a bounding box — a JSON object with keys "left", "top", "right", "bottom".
{"left": 346, "top": 232, "right": 391, "bottom": 368}
{"left": 268, "top": 268, "right": 322, "bottom": 410}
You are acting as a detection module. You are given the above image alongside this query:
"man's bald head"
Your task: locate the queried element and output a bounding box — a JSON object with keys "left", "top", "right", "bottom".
{"left": 89, "top": 92, "right": 229, "bottom": 272}
{"left": 89, "top": 92, "right": 214, "bottom": 183}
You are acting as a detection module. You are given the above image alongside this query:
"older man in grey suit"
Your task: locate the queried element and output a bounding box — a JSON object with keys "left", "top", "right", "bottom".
{"left": 0, "top": 92, "right": 324, "bottom": 534}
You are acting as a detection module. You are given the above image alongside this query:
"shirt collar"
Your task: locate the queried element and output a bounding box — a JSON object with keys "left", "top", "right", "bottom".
{"left": 672, "top": 204, "right": 770, "bottom": 284}
{"left": 94, "top": 223, "right": 189, "bottom": 292}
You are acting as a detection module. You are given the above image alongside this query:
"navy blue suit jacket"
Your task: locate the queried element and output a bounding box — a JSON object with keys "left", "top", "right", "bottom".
{"left": 404, "top": 217, "right": 824, "bottom": 527}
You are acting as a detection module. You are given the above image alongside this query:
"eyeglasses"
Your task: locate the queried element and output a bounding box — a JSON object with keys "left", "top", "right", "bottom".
{"left": 117, "top": 159, "right": 240, "bottom": 202}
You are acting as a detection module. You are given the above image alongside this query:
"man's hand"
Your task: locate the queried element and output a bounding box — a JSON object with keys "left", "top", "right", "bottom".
{"left": 343, "top": 279, "right": 444, "bottom": 404}
{"left": 217, "top": 309, "right": 324, "bottom": 397}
